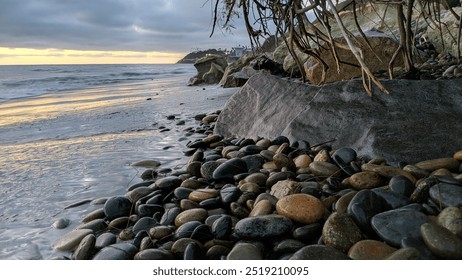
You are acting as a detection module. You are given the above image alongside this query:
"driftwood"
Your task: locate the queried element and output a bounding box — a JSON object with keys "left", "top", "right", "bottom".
{"left": 210, "top": 0, "right": 462, "bottom": 95}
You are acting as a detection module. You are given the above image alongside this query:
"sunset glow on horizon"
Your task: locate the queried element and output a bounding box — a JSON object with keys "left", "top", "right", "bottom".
{"left": 0, "top": 47, "right": 185, "bottom": 65}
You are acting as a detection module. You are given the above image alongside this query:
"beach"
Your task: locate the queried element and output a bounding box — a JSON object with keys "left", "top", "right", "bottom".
{"left": 0, "top": 64, "right": 237, "bottom": 259}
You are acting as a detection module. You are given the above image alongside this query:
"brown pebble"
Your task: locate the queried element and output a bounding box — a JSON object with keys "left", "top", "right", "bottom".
{"left": 188, "top": 188, "right": 219, "bottom": 202}
{"left": 174, "top": 208, "right": 208, "bottom": 227}
{"left": 348, "top": 171, "right": 382, "bottom": 190}
{"left": 454, "top": 150, "right": 462, "bottom": 161}
{"left": 414, "top": 157, "right": 460, "bottom": 172}
{"left": 249, "top": 200, "right": 273, "bottom": 216}
{"left": 276, "top": 194, "right": 325, "bottom": 224}
{"left": 348, "top": 239, "right": 397, "bottom": 260}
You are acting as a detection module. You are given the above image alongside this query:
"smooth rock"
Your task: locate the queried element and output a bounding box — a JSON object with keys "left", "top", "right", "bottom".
{"left": 103, "top": 196, "right": 133, "bottom": 221}
{"left": 206, "top": 245, "right": 231, "bottom": 260}
{"left": 184, "top": 241, "right": 204, "bottom": 260}
{"left": 72, "top": 234, "right": 96, "bottom": 260}
{"left": 389, "top": 175, "right": 415, "bottom": 197}
{"left": 414, "top": 157, "right": 460, "bottom": 172}
{"left": 160, "top": 207, "right": 181, "bottom": 226}
{"left": 175, "top": 208, "right": 208, "bottom": 227}
{"left": 421, "top": 222, "right": 462, "bottom": 259}
{"left": 294, "top": 154, "right": 312, "bottom": 169}
{"left": 212, "top": 158, "right": 248, "bottom": 180}
{"left": 188, "top": 188, "right": 219, "bottom": 202}
{"left": 175, "top": 221, "right": 203, "bottom": 239}
{"left": 429, "top": 183, "right": 462, "bottom": 207}
{"left": 93, "top": 243, "right": 138, "bottom": 260}
{"left": 276, "top": 194, "right": 324, "bottom": 224}
{"left": 127, "top": 187, "right": 153, "bottom": 203}
{"left": 212, "top": 215, "right": 233, "bottom": 240}
{"left": 249, "top": 200, "right": 273, "bottom": 216}
{"left": 346, "top": 189, "right": 388, "bottom": 234}
{"left": 155, "top": 176, "right": 182, "bottom": 192}
{"left": 270, "top": 179, "right": 301, "bottom": 199}
{"left": 133, "top": 217, "right": 158, "bottom": 234}
{"left": 289, "top": 245, "right": 351, "bottom": 260}
{"left": 309, "top": 161, "right": 341, "bottom": 178}
{"left": 213, "top": 73, "right": 462, "bottom": 165}
{"left": 347, "top": 239, "right": 397, "bottom": 260}
{"left": 273, "top": 239, "right": 306, "bottom": 254}
{"left": 52, "top": 218, "right": 71, "bottom": 229}
{"left": 333, "top": 191, "right": 357, "bottom": 214}
{"left": 437, "top": 206, "right": 462, "bottom": 238}
{"left": 234, "top": 214, "right": 293, "bottom": 239}
{"left": 220, "top": 185, "right": 241, "bottom": 205}
{"left": 292, "top": 223, "right": 322, "bottom": 242}
{"left": 384, "top": 247, "right": 421, "bottom": 260}
{"left": 322, "top": 213, "right": 363, "bottom": 253}
{"left": 348, "top": 171, "right": 382, "bottom": 190}
{"left": 371, "top": 188, "right": 412, "bottom": 209}
{"left": 199, "top": 161, "right": 221, "bottom": 181}
{"left": 371, "top": 209, "right": 431, "bottom": 247}
{"left": 227, "top": 243, "right": 262, "bottom": 260}
{"left": 53, "top": 229, "right": 93, "bottom": 251}
{"left": 134, "top": 248, "right": 174, "bottom": 260}
{"left": 95, "top": 232, "right": 117, "bottom": 250}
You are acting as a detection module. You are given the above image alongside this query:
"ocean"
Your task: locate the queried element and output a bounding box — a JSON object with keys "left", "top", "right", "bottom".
{"left": 0, "top": 64, "right": 236, "bottom": 259}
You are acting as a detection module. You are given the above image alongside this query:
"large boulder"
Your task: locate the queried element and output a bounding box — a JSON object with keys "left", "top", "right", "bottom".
{"left": 214, "top": 72, "right": 462, "bottom": 164}
{"left": 189, "top": 54, "right": 228, "bottom": 85}
{"left": 304, "top": 31, "right": 403, "bottom": 84}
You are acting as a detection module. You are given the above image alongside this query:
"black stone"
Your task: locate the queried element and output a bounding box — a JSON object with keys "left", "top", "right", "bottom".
{"left": 95, "top": 232, "right": 117, "bottom": 250}
{"left": 429, "top": 183, "right": 462, "bottom": 208}
{"left": 289, "top": 245, "right": 351, "bottom": 260}
{"left": 175, "top": 221, "right": 203, "bottom": 239}
{"left": 103, "top": 196, "right": 133, "bottom": 221}
{"left": 371, "top": 208, "right": 431, "bottom": 247}
{"left": 133, "top": 217, "right": 158, "bottom": 234}
{"left": 401, "top": 237, "right": 437, "bottom": 260}
{"left": 240, "top": 145, "right": 263, "bottom": 155}
{"left": 127, "top": 180, "right": 155, "bottom": 191}
{"left": 389, "top": 175, "right": 415, "bottom": 197}
{"left": 212, "top": 158, "right": 248, "bottom": 180}
{"left": 134, "top": 248, "right": 174, "bottom": 260}
{"left": 160, "top": 207, "right": 181, "bottom": 226}
{"left": 234, "top": 214, "right": 293, "bottom": 239}
{"left": 271, "top": 136, "right": 290, "bottom": 145}
{"left": 174, "top": 187, "right": 194, "bottom": 200}
{"left": 241, "top": 155, "right": 265, "bottom": 172}
{"left": 292, "top": 223, "right": 323, "bottom": 242}
{"left": 212, "top": 215, "right": 233, "bottom": 240}
{"left": 201, "top": 161, "right": 222, "bottom": 181}
{"left": 93, "top": 243, "right": 138, "bottom": 260}
{"left": 347, "top": 189, "right": 389, "bottom": 234}
{"left": 199, "top": 197, "right": 222, "bottom": 209}
{"left": 190, "top": 224, "right": 213, "bottom": 243}
{"left": 372, "top": 188, "right": 412, "bottom": 209}
{"left": 220, "top": 185, "right": 241, "bottom": 206}
{"left": 145, "top": 194, "right": 164, "bottom": 205}
{"left": 137, "top": 204, "right": 164, "bottom": 218}
{"left": 273, "top": 239, "right": 306, "bottom": 254}
{"left": 332, "top": 148, "right": 357, "bottom": 174}
{"left": 155, "top": 176, "right": 182, "bottom": 193}
{"left": 184, "top": 242, "right": 204, "bottom": 260}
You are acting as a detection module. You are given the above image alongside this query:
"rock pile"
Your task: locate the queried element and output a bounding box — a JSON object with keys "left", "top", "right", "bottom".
{"left": 53, "top": 111, "right": 462, "bottom": 260}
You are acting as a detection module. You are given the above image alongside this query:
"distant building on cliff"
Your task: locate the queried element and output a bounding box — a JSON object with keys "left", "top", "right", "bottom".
{"left": 227, "top": 45, "right": 251, "bottom": 63}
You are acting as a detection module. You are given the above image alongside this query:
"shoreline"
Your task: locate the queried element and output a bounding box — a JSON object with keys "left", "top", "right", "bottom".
{"left": 52, "top": 96, "right": 462, "bottom": 260}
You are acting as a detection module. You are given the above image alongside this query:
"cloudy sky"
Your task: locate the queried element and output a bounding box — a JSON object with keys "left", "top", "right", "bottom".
{"left": 0, "top": 0, "right": 251, "bottom": 64}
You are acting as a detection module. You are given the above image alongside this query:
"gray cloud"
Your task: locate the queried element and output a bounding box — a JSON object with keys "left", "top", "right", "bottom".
{"left": 0, "top": 0, "right": 250, "bottom": 53}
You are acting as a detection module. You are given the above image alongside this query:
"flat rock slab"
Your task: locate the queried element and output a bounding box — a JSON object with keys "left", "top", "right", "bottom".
{"left": 214, "top": 73, "right": 462, "bottom": 164}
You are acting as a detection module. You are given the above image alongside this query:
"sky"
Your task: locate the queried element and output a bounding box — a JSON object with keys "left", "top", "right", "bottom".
{"left": 0, "top": 0, "right": 251, "bottom": 65}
